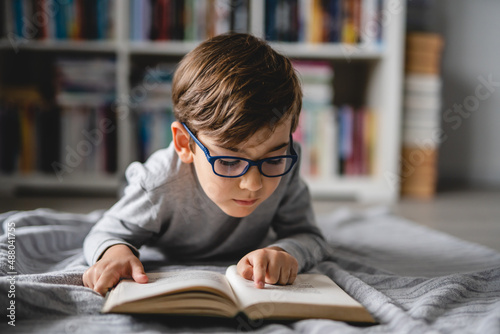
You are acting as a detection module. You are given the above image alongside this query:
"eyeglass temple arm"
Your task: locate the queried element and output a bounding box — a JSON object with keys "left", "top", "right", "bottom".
{"left": 181, "top": 122, "right": 211, "bottom": 157}
{"left": 289, "top": 134, "right": 298, "bottom": 157}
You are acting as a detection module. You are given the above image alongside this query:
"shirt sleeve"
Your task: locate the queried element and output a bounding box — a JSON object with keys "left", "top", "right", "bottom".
{"left": 83, "top": 162, "right": 165, "bottom": 265}
{"left": 267, "top": 144, "right": 330, "bottom": 272}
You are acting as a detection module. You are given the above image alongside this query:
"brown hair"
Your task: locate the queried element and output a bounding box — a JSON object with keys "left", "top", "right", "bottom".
{"left": 172, "top": 33, "right": 302, "bottom": 147}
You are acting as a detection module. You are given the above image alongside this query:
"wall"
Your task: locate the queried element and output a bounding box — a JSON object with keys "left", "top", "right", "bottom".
{"left": 429, "top": 0, "right": 500, "bottom": 187}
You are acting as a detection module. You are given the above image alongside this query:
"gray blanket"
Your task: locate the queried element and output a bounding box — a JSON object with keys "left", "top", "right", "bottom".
{"left": 1, "top": 207, "right": 499, "bottom": 333}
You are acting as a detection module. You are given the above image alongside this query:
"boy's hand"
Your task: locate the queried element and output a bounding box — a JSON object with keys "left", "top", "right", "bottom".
{"left": 237, "top": 246, "right": 298, "bottom": 289}
{"left": 82, "top": 244, "right": 148, "bottom": 296}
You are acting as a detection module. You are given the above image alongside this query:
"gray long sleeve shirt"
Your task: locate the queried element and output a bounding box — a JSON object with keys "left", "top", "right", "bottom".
{"left": 83, "top": 142, "right": 328, "bottom": 272}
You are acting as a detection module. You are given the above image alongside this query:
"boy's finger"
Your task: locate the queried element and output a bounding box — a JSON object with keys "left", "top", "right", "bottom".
{"left": 265, "top": 259, "right": 280, "bottom": 284}
{"left": 83, "top": 267, "right": 102, "bottom": 290}
{"left": 252, "top": 257, "right": 267, "bottom": 289}
{"left": 94, "top": 271, "right": 119, "bottom": 296}
{"left": 131, "top": 261, "right": 149, "bottom": 283}
{"left": 278, "top": 266, "right": 290, "bottom": 285}
{"left": 82, "top": 270, "right": 92, "bottom": 289}
{"left": 236, "top": 260, "right": 254, "bottom": 280}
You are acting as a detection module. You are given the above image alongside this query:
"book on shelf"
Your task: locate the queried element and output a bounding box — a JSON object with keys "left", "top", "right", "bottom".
{"left": 129, "top": 0, "right": 249, "bottom": 42}
{"left": 0, "top": 102, "right": 20, "bottom": 173}
{"left": 337, "top": 105, "right": 376, "bottom": 176}
{"left": 265, "top": 0, "right": 383, "bottom": 46}
{"left": 102, "top": 265, "right": 376, "bottom": 323}
{"left": 3, "top": 0, "right": 115, "bottom": 41}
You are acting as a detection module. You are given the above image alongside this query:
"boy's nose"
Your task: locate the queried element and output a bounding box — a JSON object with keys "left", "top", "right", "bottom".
{"left": 239, "top": 166, "right": 263, "bottom": 192}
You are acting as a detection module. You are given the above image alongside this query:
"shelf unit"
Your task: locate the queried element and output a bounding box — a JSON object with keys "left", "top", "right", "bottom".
{"left": 0, "top": 0, "right": 406, "bottom": 202}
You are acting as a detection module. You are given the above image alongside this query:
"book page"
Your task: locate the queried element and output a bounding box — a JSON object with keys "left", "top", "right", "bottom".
{"left": 225, "top": 265, "right": 373, "bottom": 321}
{"left": 104, "top": 269, "right": 237, "bottom": 311}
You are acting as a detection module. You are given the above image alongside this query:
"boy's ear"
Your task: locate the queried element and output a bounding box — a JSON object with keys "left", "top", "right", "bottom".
{"left": 171, "top": 121, "right": 194, "bottom": 163}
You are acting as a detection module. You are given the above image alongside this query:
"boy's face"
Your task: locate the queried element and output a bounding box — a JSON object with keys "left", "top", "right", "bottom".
{"left": 190, "top": 119, "right": 293, "bottom": 218}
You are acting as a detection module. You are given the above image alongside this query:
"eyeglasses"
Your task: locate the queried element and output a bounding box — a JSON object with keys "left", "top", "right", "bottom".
{"left": 182, "top": 123, "right": 298, "bottom": 178}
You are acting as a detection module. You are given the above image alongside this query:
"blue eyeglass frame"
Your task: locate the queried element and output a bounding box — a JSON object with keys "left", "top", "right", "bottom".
{"left": 181, "top": 122, "right": 298, "bottom": 178}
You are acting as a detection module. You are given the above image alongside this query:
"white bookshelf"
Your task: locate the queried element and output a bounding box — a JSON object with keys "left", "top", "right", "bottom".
{"left": 0, "top": 0, "right": 406, "bottom": 202}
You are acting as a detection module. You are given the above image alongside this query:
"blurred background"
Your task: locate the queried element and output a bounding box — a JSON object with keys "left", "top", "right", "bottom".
{"left": 0, "top": 1, "right": 498, "bottom": 250}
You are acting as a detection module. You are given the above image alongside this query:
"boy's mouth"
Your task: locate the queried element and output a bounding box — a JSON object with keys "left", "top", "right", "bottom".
{"left": 233, "top": 199, "right": 258, "bottom": 206}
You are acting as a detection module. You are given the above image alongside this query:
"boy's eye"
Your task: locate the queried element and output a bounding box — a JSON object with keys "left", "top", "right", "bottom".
{"left": 218, "top": 159, "right": 243, "bottom": 167}
{"left": 265, "top": 158, "right": 284, "bottom": 165}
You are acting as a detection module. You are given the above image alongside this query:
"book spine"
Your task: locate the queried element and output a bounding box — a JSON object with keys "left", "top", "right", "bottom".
{"left": 44, "top": 0, "right": 55, "bottom": 40}
{"left": 0, "top": 103, "right": 21, "bottom": 174}
{"left": 36, "top": 105, "right": 61, "bottom": 173}
{"left": 265, "top": 0, "right": 277, "bottom": 41}
{"left": 19, "top": 104, "right": 36, "bottom": 173}
{"left": 214, "top": 0, "right": 230, "bottom": 36}
{"left": 103, "top": 103, "right": 117, "bottom": 173}
{"left": 231, "top": 0, "right": 249, "bottom": 34}
{"left": 13, "top": 0, "right": 24, "bottom": 37}
{"left": 183, "top": 0, "right": 195, "bottom": 41}
{"left": 173, "top": 0, "right": 184, "bottom": 40}
{"left": 141, "top": 0, "right": 152, "bottom": 40}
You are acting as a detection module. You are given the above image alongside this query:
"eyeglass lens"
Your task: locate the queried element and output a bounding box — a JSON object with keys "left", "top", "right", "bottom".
{"left": 213, "top": 157, "right": 294, "bottom": 177}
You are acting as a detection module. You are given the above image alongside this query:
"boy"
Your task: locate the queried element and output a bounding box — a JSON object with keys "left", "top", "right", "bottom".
{"left": 83, "top": 33, "right": 329, "bottom": 296}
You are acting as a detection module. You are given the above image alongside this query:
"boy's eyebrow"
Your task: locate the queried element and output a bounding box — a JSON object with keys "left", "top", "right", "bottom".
{"left": 216, "top": 141, "right": 290, "bottom": 155}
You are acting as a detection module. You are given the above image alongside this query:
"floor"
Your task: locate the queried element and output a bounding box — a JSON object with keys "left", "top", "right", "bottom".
{"left": 313, "top": 188, "right": 500, "bottom": 252}
{"left": 1, "top": 188, "right": 499, "bottom": 252}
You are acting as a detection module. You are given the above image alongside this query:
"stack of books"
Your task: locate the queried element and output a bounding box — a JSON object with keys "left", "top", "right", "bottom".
{"left": 0, "top": 56, "right": 118, "bottom": 178}
{"left": 130, "top": 63, "right": 177, "bottom": 162}
{"left": 265, "top": 0, "right": 383, "bottom": 46}
{"left": 54, "top": 57, "right": 117, "bottom": 176}
{"left": 129, "top": 0, "right": 249, "bottom": 42}
{"left": 400, "top": 33, "right": 444, "bottom": 198}
{"left": 292, "top": 60, "right": 336, "bottom": 178}
{"left": 0, "top": 88, "right": 57, "bottom": 175}
{"left": 292, "top": 60, "right": 376, "bottom": 179}
{"left": 2, "top": 0, "right": 116, "bottom": 40}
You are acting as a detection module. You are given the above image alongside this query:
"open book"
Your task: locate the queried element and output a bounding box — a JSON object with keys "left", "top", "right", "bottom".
{"left": 102, "top": 265, "right": 375, "bottom": 323}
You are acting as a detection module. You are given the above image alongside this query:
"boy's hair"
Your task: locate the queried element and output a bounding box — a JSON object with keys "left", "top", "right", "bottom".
{"left": 172, "top": 33, "right": 302, "bottom": 147}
